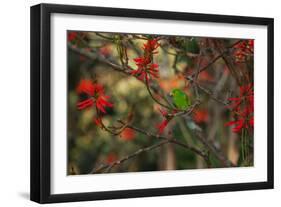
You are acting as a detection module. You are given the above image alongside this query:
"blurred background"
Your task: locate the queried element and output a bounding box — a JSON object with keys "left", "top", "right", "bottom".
{"left": 67, "top": 31, "right": 254, "bottom": 175}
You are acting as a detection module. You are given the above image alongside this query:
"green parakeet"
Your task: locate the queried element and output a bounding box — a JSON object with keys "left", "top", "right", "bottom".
{"left": 170, "top": 89, "right": 191, "bottom": 110}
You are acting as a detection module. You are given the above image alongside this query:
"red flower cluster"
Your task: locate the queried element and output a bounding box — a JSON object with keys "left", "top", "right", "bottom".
{"left": 130, "top": 39, "right": 160, "bottom": 81}
{"left": 225, "top": 84, "right": 254, "bottom": 133}
{"left": 76, "top": 79, "right": 113, "bottom": 114}
{"left": 233, "top": 40, "right": 254, "bottom": 63}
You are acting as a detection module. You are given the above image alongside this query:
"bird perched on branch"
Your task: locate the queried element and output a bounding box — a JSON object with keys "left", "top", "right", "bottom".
{"left": 170, "top": 88, "right": 191, "bottom": 110}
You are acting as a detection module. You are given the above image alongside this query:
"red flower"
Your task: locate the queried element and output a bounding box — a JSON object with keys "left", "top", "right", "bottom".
{"left": 76, "top": 79, "right": 113, "bottom": 113}
{"left": 233, "top": 40, "right": 254, "bottom": 63}
{"left": 77, "top": 99, "right": 94, "bottom": 110}
{"left": 249, "top": 117, "right": 254, "bottom": 127}
{"left": 158, "top": 107, "right": 168, "bottom": 117}
{"left": 93, "top": 117, "right": 102, "bottom": 127}
{"left": 193, "top": 109, "right": 209, "bottom": 123}
{"left": 134, "top": 57, "right": 151, "bottom": 66}
{"left": 225, "top": 84, "right": 254, "bottom": 133}
{"left": 130, "top": 39, "right": 160, "bottom": 81}
{"left": 120, "top": 128, "right": 135, "bottom": 141}
{"left": 225, "top": 119, "right": 245, "bottom": 133}
{"left": 130, "top": 58, "right": 159, "bottom": 81}
{"left": 156, "top": 119, "right": 169, "bottom": 134}
{"left": 227, "top": 84, "right": 254, "bottom": 112}
{"left": 96, "top": 94, "right": 113, "bottom": 113}
{"left": 68, "top": 32, "right": 77, "bottom": 42}
{"left": 76, "top": 79, "right": 95, "bottom": 96}
{"left": 155, "top": 108, "right": 170, "bottom": 134}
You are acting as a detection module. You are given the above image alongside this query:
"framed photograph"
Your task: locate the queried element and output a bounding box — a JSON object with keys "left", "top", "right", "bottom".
{"left": 30, "top": 3, "right": 274, "bottom": 203}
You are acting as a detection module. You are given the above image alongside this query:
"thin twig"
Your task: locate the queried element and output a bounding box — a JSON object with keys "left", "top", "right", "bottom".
{"left": 119, "top": 122, "right": 234, "bottom": 167}
{"left": 145, "top": 78, "right": 173, "bottom": 110}
{"left": 122, "top": 123, "right": 210, "bottom": 165}
{"left": 91, "top": 140, "right": 170, "bottom": 173}
{"left": 95, "top": 32, "right": 115, "bottom": 40}
{"left": 194, "top": 131, "right": 235, "bottom": 167}
{"left": 68, "top": 42, "right": 173, "bottom": 109}
{"left": 105, "top": 140, "right": 169, "bottom": 173}
{"left": 193, "top": 51, "right": 203, "bottom": 99}
{"left": 188, "top": 40, "right": 242, "bottom": 79}
{"left": 195, "top": 83, "right": 229, "bottom": 106}
{"left": 167, "top": 100, "right": 200, "bottom": 117}
{"left": 68, "top": 43, "right": 132, "bottom": 75}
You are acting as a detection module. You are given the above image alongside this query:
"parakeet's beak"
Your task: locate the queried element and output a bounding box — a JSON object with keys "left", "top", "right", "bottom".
{"left": 169, "top": 92, "right": 173, "bottom": 96}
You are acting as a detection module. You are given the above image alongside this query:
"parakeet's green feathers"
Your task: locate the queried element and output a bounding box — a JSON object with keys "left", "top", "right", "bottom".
{"left": 171, "top": 89, "right": 191, "bottom": 110}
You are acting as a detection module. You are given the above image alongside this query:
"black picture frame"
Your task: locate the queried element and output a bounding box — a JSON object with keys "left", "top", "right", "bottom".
{"left": 30, "top": 3, "right": 274, "bottom": 204}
